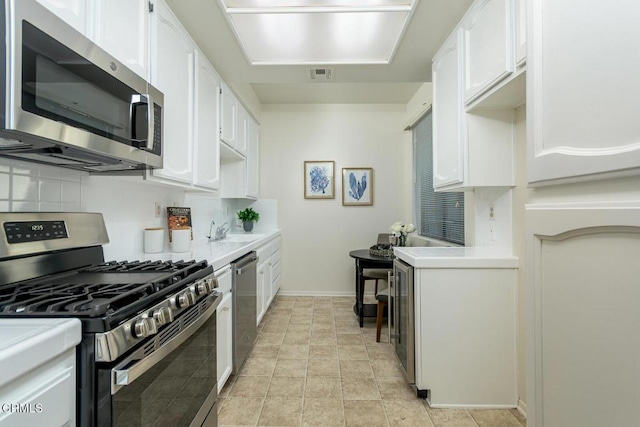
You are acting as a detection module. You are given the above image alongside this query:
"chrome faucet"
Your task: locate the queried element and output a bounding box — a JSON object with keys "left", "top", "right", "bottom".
{"left": 207, "top": 220, "right": 229, "bottom": 242}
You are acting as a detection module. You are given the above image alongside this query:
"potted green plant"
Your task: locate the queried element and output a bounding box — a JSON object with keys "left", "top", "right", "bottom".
{"left": 237, "top": 207, "right": 260, "bottom": 232}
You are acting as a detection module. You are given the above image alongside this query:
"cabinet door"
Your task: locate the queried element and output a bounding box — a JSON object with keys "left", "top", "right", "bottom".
{"left": 526, "top": 203, "right": 640, "bottom": 426}
{"left": 236, "top": 106, "right": 247, "bottom": 155}
{"left": 514, "top": 0, "right": 526, "bottom": 67}
{"left": 36, "top": 0, "right": 91, "bottom": 36}
{"left": 150, "top": 0, "right": 195, "bottom": 183}
{"left": 463, "top": 0, "right": 513, "bottom": 104}
{"left": 216, "top": 292, "right": 233, "bottom": 392}
{"left": 432, "top": 30, "right": 464, "bottom": 189}
{"left": 93, "top": 0, "right": 150, "bottom": 79}
{"left": 220, "top": 85, "right": 237, "bottom": 148}
{"left": 270, "top": 250, "right": 281, "bottom": 301}
{"left": 245, "top": 117, "right": 259, "bottom": 198}
{"left": 527, "top": 0, "right": 640, "bottom": 186}
{"left": 193, "top": 52, "right": 221, "bottom": 190}
{"left": 256, "top": 261, "right": 267, "bottom": 325}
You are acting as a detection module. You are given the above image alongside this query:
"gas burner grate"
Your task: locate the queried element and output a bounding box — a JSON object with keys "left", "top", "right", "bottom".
{"left": 0, "top": 259, "right": 212, "bottom": 322}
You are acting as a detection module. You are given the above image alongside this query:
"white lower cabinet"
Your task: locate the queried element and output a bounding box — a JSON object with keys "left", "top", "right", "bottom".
{"left": 526, "top": 202, "right": 640, "bottom": 427}
{"left": 0, "top": 319, "right": 81, "bottom": 427}
{"left": 414, "top": 266, "right": 517, "bottom": 407}
{"left": 216, "top": 267, "right": 233, "bottom": 392}
{"left": 269, "top": 249, "right": 281, "bottom": 303}
{"left": 216, "top": 292, "right": 233, "bottom": 393}
{"left": 256, "top": 237, "right": 282, "bottom": 325}
{"left": 256, "top": 259, "right": 270, "bottom": 325}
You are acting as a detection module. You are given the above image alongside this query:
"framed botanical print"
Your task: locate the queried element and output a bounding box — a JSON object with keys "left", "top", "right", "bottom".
{"left": 342, "top": 167, "right": 373, "bottom": 206}
{"left": 304, "top": 161, "right": 335, "bottom": 199}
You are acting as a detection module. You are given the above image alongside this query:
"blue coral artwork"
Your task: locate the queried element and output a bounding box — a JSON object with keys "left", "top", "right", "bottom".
{"left": 342, "top": 168, "right": 373, "bottom": 206}
{"left": 304, "top": 161, "right": 335, "bottom": 199}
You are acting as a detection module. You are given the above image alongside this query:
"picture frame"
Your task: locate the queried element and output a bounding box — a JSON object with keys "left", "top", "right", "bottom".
{"left": 342, "top": 167, "right": 373, "bottom": 206}
{"left": 304, "top": 161, "right": 335, "bottom": 199}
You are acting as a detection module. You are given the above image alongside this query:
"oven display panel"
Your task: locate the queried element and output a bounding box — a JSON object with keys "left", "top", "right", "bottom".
{"left": 3, "top": 221, "right": 68, "bottom": 243}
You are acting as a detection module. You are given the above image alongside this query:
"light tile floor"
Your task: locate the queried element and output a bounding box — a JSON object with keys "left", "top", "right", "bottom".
{"left": 218, "top": 296, "right": 526, "bottom": 427}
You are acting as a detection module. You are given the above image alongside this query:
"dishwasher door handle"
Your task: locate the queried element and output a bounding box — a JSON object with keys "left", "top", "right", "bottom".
{"left": 235, "top": 258, "right": 257, "bottom": 275}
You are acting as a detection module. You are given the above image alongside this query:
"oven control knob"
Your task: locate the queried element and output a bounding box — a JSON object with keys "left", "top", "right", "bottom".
{"left": 178, "top": 290, "right": 196, "bottom": 308}
{"left": 153, "top": 307, "right": 173, "bottom": 326}
{"left": 132, "top": 317, "right": 157, "bottom": 338}
{"left": 194, "top": 279, "right": 212, "bottom": 296}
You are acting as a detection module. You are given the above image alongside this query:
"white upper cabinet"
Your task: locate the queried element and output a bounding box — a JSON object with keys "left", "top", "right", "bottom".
{"left": 527, "top": 0, "right": 640, "bottom": 186}
{"left": 245, "top": 117, "right": 259, "bottom": 198}
{"left": 220, "top": 84, "right": 238, "bottom": 149}
{"left": 514, "top": 0, "right": 526, "bottom": 67}
{"left": 93, "top": 0, "right": 150, "bottom": 79}
{"left": 193, "top": 52, "right": 221, "bottom": 190}
{"left": 462, "top": 0, "right": 514, "bottom": 104}
{"left": 150, "top": 0, "right": 195, "bottom": 184}
{"left": 37, "top": 0, "right": 150, "bottom": 79}
{"left": 432, "top": 5, "right": 516, "bottom": 193}
{"left": 236, "top": 106, "right": 248, "bottom": 156}
{"left": 433, "top": 30, "right": 464, "bottom": 189}
{"left": 36, "top": 0, "right": 91, "bottom": 36}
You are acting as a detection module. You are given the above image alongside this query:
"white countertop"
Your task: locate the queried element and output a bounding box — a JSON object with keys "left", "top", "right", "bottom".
{"left": 394, "top": 246, "right": 518, "bottom": 269}
{"left": 126, "top": 230, "right": 281, "bottom": 271}
{"left": 0, "top": 318, "right": 81, "bottom": 388}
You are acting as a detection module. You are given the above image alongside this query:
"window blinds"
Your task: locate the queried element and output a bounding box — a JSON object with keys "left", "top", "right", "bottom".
{"left": 414, "top": 111, "right": 465, "bottom": 245}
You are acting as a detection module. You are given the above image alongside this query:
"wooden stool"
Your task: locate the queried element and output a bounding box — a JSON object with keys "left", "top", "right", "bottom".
{"left": 375, "top": 289, "right": 389, "bottom": 342}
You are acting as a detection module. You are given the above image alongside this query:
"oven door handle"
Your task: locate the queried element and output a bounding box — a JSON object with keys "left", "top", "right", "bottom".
{"left": 112, "top": 295, "right": 220, "bottom": 393}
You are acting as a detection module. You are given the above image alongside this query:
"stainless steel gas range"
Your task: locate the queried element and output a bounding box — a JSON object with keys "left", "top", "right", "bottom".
{"left": 0, "top": 212, "right": 221, "bottom": 427}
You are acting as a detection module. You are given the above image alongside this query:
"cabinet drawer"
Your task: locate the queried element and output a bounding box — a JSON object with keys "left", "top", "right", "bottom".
{"left": 271, "top": 249, "right": 281, "bottom": 265}
{"left": 271, "top": 257, "right": 281, "bottom": 281}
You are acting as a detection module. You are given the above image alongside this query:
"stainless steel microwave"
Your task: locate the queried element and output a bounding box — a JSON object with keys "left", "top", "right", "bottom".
{"left": 0, "top": 0, "right": 163, "bottom": 172}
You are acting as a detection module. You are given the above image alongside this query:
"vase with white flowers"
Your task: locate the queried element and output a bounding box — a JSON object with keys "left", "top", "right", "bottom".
{"left": 389, "top": 222, "right": 416, "bottom": 247}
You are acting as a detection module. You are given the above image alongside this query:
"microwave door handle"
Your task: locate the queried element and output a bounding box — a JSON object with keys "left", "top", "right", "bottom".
{"left": 130, "top": 94, "right": 155, "bottom": 151}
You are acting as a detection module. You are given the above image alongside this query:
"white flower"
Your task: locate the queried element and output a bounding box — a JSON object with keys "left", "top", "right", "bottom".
{"left": 404, "top": 223, "right": 416, "bottom": 233}
{"left": 389, "top": 222, "right": 403, "bottom": 233}
{"left": 390, "top": 222, "right": 416, "bottom": 235}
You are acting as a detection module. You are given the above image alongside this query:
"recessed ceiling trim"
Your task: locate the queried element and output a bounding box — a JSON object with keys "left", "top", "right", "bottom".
{"left": 225, "top": 6, "right": 412, "bottom": 14}
{"left": 217, "top": 0, "right": 420, "bottom": 66}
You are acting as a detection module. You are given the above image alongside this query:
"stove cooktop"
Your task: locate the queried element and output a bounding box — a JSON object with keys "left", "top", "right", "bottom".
{"left": 0, "top": 259, "right": 213, "bottom": 332}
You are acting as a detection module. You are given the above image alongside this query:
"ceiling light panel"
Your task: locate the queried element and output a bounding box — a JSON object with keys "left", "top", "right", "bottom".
{"left": 229, "top": 11, "right": 409, "bottom": 64}
{"left": 219, "top": 0, "right": 419, "bottom": 65}
{"left": 223, "top": 1, "right": 415, "bottom": 9}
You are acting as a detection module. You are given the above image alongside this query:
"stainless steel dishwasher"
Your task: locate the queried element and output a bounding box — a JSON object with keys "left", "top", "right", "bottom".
{"left": 231, "top": 251, "right": 258, "bottom": 374}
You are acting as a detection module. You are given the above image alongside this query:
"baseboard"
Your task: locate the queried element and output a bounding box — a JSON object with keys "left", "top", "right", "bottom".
{"left": 517, "top": 399, "right": 527, "bottom": 419}
{"left": 277, "top": 290, "right": 355, "bottom": 297}
{"left": 426, "top": 401, "right": 518, "bottom": 409}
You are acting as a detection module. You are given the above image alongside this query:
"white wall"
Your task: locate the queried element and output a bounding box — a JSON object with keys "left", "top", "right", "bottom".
{"left": 259, "top": 103, "right": 412, "bottom": 295}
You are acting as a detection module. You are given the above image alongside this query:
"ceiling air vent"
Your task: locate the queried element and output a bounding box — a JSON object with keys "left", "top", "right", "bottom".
{"left": 309, "top": 68, "right": 334, "bottom": 81}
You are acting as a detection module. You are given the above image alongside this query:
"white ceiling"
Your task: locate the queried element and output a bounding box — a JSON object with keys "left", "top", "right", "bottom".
{"left": 165, "top": 0, "right": 473, "bottom": 104}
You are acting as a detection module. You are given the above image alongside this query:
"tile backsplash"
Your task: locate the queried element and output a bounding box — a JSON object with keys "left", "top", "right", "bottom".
{"left": 0, "top": 157, "right": 82, "bottom": 212}
{"left": 0, "top": 157, "right": 278, "bottom": 260}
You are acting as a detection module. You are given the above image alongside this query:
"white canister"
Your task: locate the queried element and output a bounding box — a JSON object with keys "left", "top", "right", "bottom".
{"left": 171, "top": 227, "right": 192, "bottom": 253}
{"left": 144, "top": 228, "right": 164, "bottom": 254}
